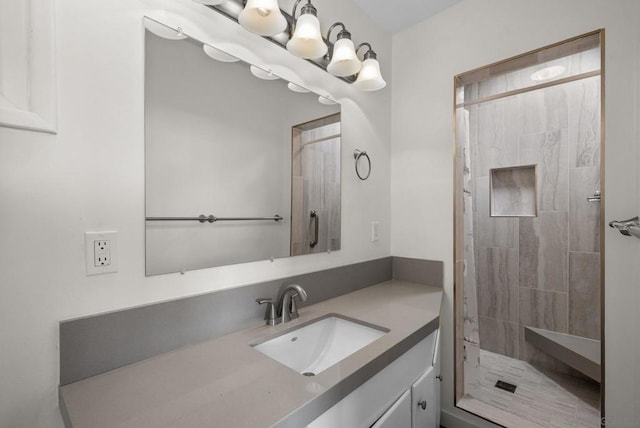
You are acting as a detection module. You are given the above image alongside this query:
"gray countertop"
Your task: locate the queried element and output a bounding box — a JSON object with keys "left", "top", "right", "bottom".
{"left": 59, "top": 280, "right": 442, "bottom": 428}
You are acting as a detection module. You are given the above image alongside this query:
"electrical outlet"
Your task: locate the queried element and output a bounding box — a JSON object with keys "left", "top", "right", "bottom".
{"left": 371, "top": 221, "right": 380, "bottom": 242}
{"left": 94, "top": 240, "right": 111, "bottom": 267}
{"left": 85, "top": 231, "right": 118, "bottom": 276}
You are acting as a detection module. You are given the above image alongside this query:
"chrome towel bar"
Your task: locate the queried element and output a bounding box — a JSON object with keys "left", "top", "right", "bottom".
{"left": 146, "top": 214, "right": 283, "bottom": 223}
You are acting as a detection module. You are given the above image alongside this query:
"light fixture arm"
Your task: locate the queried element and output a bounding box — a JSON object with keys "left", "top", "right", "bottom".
{"left": 356, "top": 42, "right": 377, "bottom": 60}
{"left": 326, "top": 22, "right": 347, "bottom": 43}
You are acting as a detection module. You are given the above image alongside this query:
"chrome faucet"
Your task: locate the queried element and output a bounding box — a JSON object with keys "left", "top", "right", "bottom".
{"left": 276, "top": 284, "right": 308, "bottom": 324}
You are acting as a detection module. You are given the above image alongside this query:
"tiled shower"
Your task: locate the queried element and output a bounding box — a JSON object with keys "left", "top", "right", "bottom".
{"left": 471, "top": 75, "right": 601, "bottom": 370}
{"left": 456, "top": 35, "right": 602, "bottom": 427}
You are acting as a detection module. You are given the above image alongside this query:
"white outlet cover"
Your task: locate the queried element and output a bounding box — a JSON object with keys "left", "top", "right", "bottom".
{"left": 85, "top": 231, "right": 118, "bottom": 276}
{"left": 371, "top": 221, "right": 380, "bottom": 242}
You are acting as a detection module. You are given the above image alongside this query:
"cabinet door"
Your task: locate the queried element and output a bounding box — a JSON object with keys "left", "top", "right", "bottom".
{"left": 411, "top": 366, "right": 436, "bottom": 428}
{"left": 432, "top": 329, "right": 441, "bottom": 428}
{"left": 371, "top": 390, "right": 411, "bottom": 428}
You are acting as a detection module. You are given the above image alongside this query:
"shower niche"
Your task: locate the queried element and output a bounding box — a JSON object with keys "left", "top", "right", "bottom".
{"left": 454, "top": 31, "right": 603, "bottom": 428}
{"left": 489, "top": 165, "right": 537, "bottom": 217}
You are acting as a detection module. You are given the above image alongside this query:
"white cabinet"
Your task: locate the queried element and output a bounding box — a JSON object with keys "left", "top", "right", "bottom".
{"left": 371, "top": 390, "right": 411, "bottom": 428}
{"left": 308, "top": 329, "right": 440, "bottom": 428}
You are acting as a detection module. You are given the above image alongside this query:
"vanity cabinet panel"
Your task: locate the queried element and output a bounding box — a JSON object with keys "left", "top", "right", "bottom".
{"left": 307, "top": 329, "right": 439, "bottom": 428}
{"left": 371, "top": 390, "right": 411, "bottom": 428}
{"left": 433, "top": 330, "right": 441, "bottom": 428}
{"left": 411, "top": 366, "right": 436, "bottom": 428}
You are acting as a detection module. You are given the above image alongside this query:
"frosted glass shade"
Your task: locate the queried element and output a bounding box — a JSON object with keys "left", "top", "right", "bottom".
{"left": 288, "top": 82, "right": 310, "bottom": 93}
{"left": 286, "top": 14, "right": 327, "bottom": 59}
{"left": 192, "top": 0, "right": 225, "bottom": 4}
{"left": 238, "top": 0, "right": 287, "bottom": 36}
{"left": 203, "top": 45, "right": 239, "bottom": 63}
{"left": 250, "top": 65, "right": 279, "bottom": 80}
{"left": 353, "top": 58, "right": 386, "bottom": 91}
{"left": 318, "top": 96, "right": 337, "bottom": 105}
{"left": 327, "top": 38, "right": 361, "bottom": 77}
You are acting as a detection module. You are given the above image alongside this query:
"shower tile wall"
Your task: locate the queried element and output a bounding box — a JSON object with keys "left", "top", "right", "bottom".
{"left": 470, "top": 76, "right": 601, "bottom": 372}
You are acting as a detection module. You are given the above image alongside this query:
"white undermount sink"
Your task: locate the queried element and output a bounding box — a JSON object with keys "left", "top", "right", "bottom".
{"left": 251, "top": 314, "right": 389, "bottom": 376}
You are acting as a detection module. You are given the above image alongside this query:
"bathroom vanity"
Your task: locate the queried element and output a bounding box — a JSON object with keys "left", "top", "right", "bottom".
{"left": 59, "top": 280, "right": 442, "bottom": 427}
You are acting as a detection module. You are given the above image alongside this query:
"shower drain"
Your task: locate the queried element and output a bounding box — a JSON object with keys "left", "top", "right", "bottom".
{"left": 495, "top": 380, "right": 517, "bottom": 393}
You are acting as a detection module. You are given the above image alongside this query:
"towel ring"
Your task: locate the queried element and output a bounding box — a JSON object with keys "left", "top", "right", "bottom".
{"left": 354, "top": 149, "right": 371, "bottom": 181}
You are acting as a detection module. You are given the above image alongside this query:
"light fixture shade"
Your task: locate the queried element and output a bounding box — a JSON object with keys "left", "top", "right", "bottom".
{"left": 318, "top": 96, "right": 337, "bottom": 105}
{"left": 288, "top": 82, "right": 310, "bottom": 93}
{"left": 143, "top": 17, "right": 188, "bottom": 40}
{"left": 203, "top": 44, "right": 240, "bottom": 63}
{"left": 327, "top": 37, "right": 361, "bottom": 77}
{"left": 238, "top": 0, "right": 287, "bottom": 36}
{"left": 286, "top": 14, "right": 327, "bottom": 59}
{"left": 250, "top": 65, "right": 280, "bottom": 80}
{"left": 353, "top": 57, "right": 386, "bottom": 91}
{"left": 192, "top": 0, "right": 225, "bottom": 5}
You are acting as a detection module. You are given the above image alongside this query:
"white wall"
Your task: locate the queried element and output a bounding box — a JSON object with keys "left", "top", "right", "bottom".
{"left": 0, "top": 0, "right": 391, "bottom": 426}
{"left": 391, "top": 0, "right": 639, "bottom": 426}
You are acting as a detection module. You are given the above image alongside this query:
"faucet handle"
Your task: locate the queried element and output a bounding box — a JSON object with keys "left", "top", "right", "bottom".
{"left": 256, "top": 298, "right": 278, "bottom": 326}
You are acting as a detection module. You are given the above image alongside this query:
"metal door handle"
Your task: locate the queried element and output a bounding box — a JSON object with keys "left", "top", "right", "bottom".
{"left": 417, "top": 400, "right": 427, "bottom": 410}
{"left": 609, "top": 216, "right": 640, "bottom": 239}
{"left": 309, "top": 210, "right": 319, "bottom": 248}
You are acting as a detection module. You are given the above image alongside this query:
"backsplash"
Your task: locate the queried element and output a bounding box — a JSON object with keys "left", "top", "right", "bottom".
{"left": 59, "top": 257, "right": 442, "bottom": 385}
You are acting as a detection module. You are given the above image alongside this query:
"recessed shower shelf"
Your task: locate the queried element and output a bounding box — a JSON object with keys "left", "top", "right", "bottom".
{"left": 489, "top": 165, "right": 537, "bottom": 217}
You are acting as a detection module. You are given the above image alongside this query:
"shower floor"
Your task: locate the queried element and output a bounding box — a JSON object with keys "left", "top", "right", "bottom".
{"left": 463, "top": 350, "right": 600, "bottom": 428}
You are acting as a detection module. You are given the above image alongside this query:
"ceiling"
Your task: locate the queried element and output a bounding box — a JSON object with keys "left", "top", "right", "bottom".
{"left": 351, "top": 0, "right": 464, "bottom": 34}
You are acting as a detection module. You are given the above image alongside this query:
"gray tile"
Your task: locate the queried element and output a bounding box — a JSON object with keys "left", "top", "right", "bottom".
{"left": 476, "top": 97, "right": 519, "bottom": 177}
{"left": 479, "top": 317, "right": 519, "bottom": 358}
{"left": 567, "top": 76, "right": 601, "bottom": 168}
{"left": 476, "top": 177, "right": 519, "bottom": 248}
{"left": 519, "top": 289, "right": 568, "bottom": 333}
{"left": 520, "top": 130, "right": 569, "bottom": 211}
{"left": 477, "top": 247, "right": 519, "bottom": 322}
{"left": 490, "top": 166, "right": 537, "bottom": 217}
{"left": 569, "top": 167, "right": 600, "bottom": 253}
{"left": 468, "top": 349, "right": 600, "bottom": 428}
{"left": 519, "top": 212, "right": 569, "bottom": 292}
{"left": 518, "top": 85, "right": 568, "bottom": 135}
{"left": 568, "top": 252, "right": 601, "bottom": 340}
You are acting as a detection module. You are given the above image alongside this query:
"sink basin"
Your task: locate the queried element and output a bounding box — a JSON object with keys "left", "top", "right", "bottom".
{"left": 251, "top": 314, "right": 389, "bottom": 376}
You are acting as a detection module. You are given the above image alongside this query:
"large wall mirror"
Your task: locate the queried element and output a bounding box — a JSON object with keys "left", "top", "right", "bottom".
{"left": 145, "top": 28, "right": 342, "bottom": 276}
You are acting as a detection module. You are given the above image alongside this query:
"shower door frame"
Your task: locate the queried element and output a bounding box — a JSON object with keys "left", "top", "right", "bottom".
{"left": 452, "top": 29, "right": 606, "bottom": 426}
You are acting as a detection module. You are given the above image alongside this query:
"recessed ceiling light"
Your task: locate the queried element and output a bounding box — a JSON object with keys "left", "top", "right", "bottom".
{"left": 531, "top": 65, "right": 566, "bottom": 81}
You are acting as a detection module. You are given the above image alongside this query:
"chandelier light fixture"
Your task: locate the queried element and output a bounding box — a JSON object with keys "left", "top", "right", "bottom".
{"left": 196, "top": 0, "right": 387, "bottom": 92}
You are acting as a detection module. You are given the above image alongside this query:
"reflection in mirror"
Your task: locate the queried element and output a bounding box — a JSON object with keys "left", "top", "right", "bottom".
{"left": 291, "top": 114, "right": 341, "bottom": 256}
{"left": 144, "top": 30, "right": 341, "bottom": 276}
